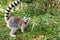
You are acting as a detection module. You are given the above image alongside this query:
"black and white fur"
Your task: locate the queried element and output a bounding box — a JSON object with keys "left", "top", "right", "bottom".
{"left": 5, "top": 0, "right": 20, "bottom": 22}
{"left": 4, "top": 0, "right": 30, "bottom": 37}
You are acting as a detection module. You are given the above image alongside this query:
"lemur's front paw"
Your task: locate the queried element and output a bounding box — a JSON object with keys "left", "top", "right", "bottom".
{"left": 9, "top": 33, "right": 16, "bottom": 37}
{"left": 10, "top": 34, "right": 16, "bottom": 37}
{"left": 21, "top": 30, "right": 24, "bottom": 33}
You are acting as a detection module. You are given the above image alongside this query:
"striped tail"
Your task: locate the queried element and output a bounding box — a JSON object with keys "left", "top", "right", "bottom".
{"left": 5, "top": 0, "right": 20, "bottom": 22}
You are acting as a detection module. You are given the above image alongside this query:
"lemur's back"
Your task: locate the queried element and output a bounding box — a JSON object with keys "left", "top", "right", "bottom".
{"left": 7, "top": 16, "right": 25, "bottom": 28}
{"left": 7, "top": 16, "right": 19, "bottom": 28}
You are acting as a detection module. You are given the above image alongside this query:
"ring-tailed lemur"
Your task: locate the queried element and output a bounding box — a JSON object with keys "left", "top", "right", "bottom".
{"left": 4, "top": 0, "right": 30, "bottom": 37}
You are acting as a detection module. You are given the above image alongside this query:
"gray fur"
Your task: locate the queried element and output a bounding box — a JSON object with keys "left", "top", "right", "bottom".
{"left": 7, "top": 16, "right": 30, "bottom": 37}
{"left": 7, "top": 17, "right": 18, "bottom": 28}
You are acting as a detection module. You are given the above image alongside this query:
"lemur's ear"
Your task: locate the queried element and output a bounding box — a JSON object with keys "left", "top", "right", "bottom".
{"left": 23, "top": 16, "right": 26, "bottom": 19}
{"left": 28, "top": 18, "right": 30, "bottom": 20}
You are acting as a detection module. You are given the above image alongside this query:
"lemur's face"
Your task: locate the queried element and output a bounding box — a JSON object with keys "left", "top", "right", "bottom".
{"left": 23, "top": 17, "right": 30, "bottom": 22}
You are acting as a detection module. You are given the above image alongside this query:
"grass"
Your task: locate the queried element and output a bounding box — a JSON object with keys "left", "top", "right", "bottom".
{"left": 0, "top": 7, "right": 60, "bottom": 40}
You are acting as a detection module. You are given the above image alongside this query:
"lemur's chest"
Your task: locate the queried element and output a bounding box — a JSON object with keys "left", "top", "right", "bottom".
{"left": 18, "top": 20, "right": 25, "bottom": 26}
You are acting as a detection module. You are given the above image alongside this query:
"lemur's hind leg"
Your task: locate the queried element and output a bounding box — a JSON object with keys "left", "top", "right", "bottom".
{"left": 9, "top": 27, "right": 18, "bottom": 37}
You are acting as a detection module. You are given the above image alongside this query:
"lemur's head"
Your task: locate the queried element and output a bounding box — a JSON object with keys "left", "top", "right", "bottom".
{"left": 23, "top": 16, "right": 30, "bottom": 23}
